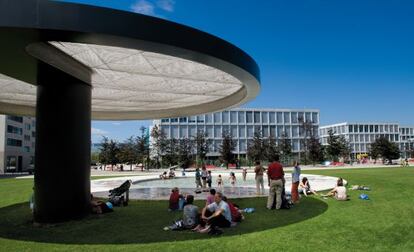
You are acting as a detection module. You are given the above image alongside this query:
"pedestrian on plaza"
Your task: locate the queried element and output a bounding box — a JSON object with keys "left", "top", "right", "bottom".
{"left": 266, "top": 155, "right": 285, "bottom": 210}
{"left": 201, "top": 165, "right": 208, "bottom": 189}
{"left": 291, "top": 161, "right": 301, "bottom": 203}
{"left": 242, "top": 166, "right": 247, "bottom": 181}
{"left": 207, "top": 170, "right": 213, "bottom": 188}
{"left": 195, "top": 168, "right": 202, "bottom": 189}
{"left": 254, "top": 161, "right": 265, "bottom": 195}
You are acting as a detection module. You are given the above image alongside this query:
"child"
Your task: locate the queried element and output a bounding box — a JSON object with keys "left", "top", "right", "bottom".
{"left": 242, "top": 167, "right": 247, "bottom": 181}
{"left": 169, "top": 187, "right": 182, "bottom": 211}
{"left": 207, "top": 170, "right": 213, "bottom": 188}
{"left": 229, "top": 172, "right": 236, "bottom": 187}
{"left": 217, "top": 174, "right": 223, "bottom": 190}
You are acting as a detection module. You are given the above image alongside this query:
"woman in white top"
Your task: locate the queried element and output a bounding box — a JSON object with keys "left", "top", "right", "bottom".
{"left": 322, "top": 177, "right": 347, "bottom": 200}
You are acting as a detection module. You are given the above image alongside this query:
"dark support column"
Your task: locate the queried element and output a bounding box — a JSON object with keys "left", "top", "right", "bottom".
{"left": 34, "top": 62, "right": 91, "bottom": 223}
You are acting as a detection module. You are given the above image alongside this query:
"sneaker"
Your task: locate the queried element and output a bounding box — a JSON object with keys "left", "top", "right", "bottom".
{"left": 199, "top": 225, "right": 211, "bottom": 233}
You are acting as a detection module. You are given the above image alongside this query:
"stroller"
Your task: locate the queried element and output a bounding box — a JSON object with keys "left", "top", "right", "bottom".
{"left": 108, "top": 180, "right": 132, "bottom": 207}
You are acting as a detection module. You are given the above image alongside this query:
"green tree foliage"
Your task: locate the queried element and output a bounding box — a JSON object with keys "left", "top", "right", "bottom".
{"left": 150, "top": 125, "right": 168, "bottom": 168}
{"left": 308, "top": 135, "right": 324, "bottom": 165}
{"left": 98, "top": 136, "right": 119, "bottom": 170}
{"left": 117, "top": 136, "right": 136, "bottom": 171}
{"left": 163, "top": 138, "right": 179, "bottom": 167}
{"left": 279, "top": 132, "right": 292, "bottom": 165}
{"left": 194, "top": 130, "right": 211, "bottom": 166}
{"left": 299, "top": 117, "right": 315, "bottom": 164}
{"left": 178, "top": 138, "right": 193, "bottom": 168}
{"left": 136, "top": 126, "right": 150, "bottom": 170}
{"left": 247, "top": 130, "right": 265, "bottom": 162}
{"left": 264, "top": 135, "right": 280, "bottom": 163}
{"left": 325, "top": 129, "right": 352, "bottom": 162}
{"left": 219, "top": 130, "right": 236, "bottom": 169}
{"left": 370, "top": 136, "right": 400, "bottom": 163}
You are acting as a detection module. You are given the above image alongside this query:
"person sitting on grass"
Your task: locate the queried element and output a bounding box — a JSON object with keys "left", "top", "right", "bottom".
{"left": 90, "top": 194, "right": 113, "bottom": 214}
{"left": 222, "top": 196, "right": 244, "bottom": 223}
{"left": 299, "top": 177, "right": 318, "bottom": 196}
{"left": 169, "top": 187, "right": 183, "bottom": 211}
{"left": 193, "top": 192, "right": 232, "bottom": 233}
{"left": 206, "top": 188, "right": 216, "bottom": 206}
{"left": 182, "top": 195, "right": 199, "bottom": 229}
{"left": 321, "top": 178, "right": 348, "bottom": 201}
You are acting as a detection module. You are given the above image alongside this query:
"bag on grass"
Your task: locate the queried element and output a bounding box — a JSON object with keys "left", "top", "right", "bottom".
{"left": 359, "top": 194, "right": 369, "bottom": 200}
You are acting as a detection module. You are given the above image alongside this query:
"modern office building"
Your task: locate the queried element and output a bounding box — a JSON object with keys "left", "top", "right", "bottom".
{"left": 399, "top": 126, "right": 414, "bottom": 158}
{"left": 0, "top": 115, "right": 36, "bottom": 174}
{"left": 152, "top": 108, "right": 320, "bottom": 160}
{"left": 319, "top": 122, "right": 414, "bottom": 158}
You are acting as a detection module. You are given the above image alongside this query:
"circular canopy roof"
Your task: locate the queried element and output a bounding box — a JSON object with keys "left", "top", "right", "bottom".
{"left": 0, "top": 0, "right": 260, "bottom": 120}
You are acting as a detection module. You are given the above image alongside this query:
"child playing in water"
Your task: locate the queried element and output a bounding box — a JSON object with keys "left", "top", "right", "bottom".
{"left": 229, "top": 172, "right": 236, "bottom": 187}
{"left": 217, "top": 174, "right": 223, "bottom": 190}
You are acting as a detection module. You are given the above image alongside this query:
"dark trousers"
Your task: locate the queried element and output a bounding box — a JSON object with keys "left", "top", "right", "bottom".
{"left": 202, "top": 210, "right": 231, "bottom": 228}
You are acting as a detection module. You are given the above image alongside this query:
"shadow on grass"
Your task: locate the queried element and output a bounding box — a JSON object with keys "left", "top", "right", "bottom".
{"left": 0, "top": 197, "right": 328, "bottom": 244}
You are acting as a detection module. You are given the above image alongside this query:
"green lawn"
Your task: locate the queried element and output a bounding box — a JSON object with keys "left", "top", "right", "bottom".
{"left": 0, "top": 167, "right": 413, "bottom": 251}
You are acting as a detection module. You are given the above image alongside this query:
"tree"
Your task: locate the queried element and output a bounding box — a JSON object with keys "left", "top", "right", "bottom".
{"left": 299, "top": 117, "right": 314, "bottom": 164}
{"left": 325, "top": 129, "right": 352, "bottom": 162}
{"left": 117, "top": 136, "right": 136, "bottom": 171}
{"left": 194, "top": 130, "right": 211, "bottom": 167}
{"left": 150, "top": 125, "right": 168, "bottom": 168}
{"left": 279, "top": 132, "right": 292, "bottom": 165}
{"left": 178, "top": 137, "right": 193, "bottom": 168}
{"left": 370, "top": 136, "right": 400, "bottom": 163}
{"left": 163, "top": 138, "right": 179, "bottom": 167}
{"left": 219, "top": 130, "right": 236, "bottom": 169}
{"left": 247, "top": 130, "right": 265, "bottom": 162}
{"left": 98, "top": 136, "right": 119, "bottom": 171}
{"left": 264, "top": 135, "right": 280, "bottom": 163}
{"left": 307, "top": 135, "right": 324, "bottom": 165}
{"left": 136, "top": 126, "right": 150, "bottom": 170}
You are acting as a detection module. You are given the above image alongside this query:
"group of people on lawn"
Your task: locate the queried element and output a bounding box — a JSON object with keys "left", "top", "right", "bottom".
{"left": 167, "top": 154, "right": 347, "bottom": 234}
{"left": 169, "top": 187, "right": 243, "bottom": 233}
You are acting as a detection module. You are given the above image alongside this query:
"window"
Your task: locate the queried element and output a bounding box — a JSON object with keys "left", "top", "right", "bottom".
{"left": 7, "top": 138, "right": 22, "bottom": 147}
{"left": 24, "top": 146, "right": 30, "bottom": 152}
{"left": 359, "top": 125, "right": 364, "bottom": 132}
{"left": 161, "top": 118, "right": 169, "bottom": 123}
{"left": 247, "top": 126, "right": 254, "bottom": 138}
{"left": 277, "top": 112, "right": 283, "bottom": 123}
{"left": 293, "top": 140, "right": 299, "bottom": 152}
{"left": 214, "top": 126, "right": 221, "bottom": 138}
{"left": 312, "top": 112, "right": 318, "bottom": 123}
{"left": 188, "top": 116, "right": 196, "bottom": 123}
{"left": 254, "top": 112, "right": 260, "bottom": 123}
{"left": 206, "top": 126, "right": 213, "bottom": 138}
{"left": 375, "top": 125, "right": 379, "bottom": 132}
{"left": 238, "top": 111, "right": 245, "bottom": 123}
{"left": 291, "top": 112, "right": 298, "bottom": 123}
{"left": 384, "top": 125, "right": 388, "bottom": 132}
{"left": 6, "top": 156, "right": 17, "bottom": 170}
{"left": 230, "top": 111, "right": 237, "bottom": 123}
{"left": 263, "top": 126, "right": 269, "bottom": 137}
{"left": 179, "top": 117, "right": 187, "bottom": 123}
{"left": 197, "top": 115, "right": 204, "bottom": 123}
{"left": 261, "top": 112, "right": 268, "bottom": 124}
{"left": 380, "top": 125, "right": 384, "bottom": 132}
{"left": 284, "top": 112, "right": 290, "bottom": 124}
{"left": 297, "top": 112, "right": 304, "bottom": 122}
{"left": 270, "top": 126, "right": 276, "bottom": 137}
{"left": 364, "top": 125, "right": 368, "bottom": 132}
{"left": 231, "top": 126, "right": 237, "bottom": 138}
{"left": 239, "top": 126, "right": 246, "bottom": 138}
{"left": 292, "top": 126, "right": 299, "bottom": 137}
{"left": 269, "top": 112, "right": 276, "bottom": 123}
{"left": 171, "top": 126, "right": 178, "bottom": 138}
{"left": 214, "top": 113, "right": 221, "bottom": 123}
{"left": 161, "top": 126, "right": 170, "bottom": 138}
{"left": 305, "top": 112, "right": 311, "bottom": 122}
{"left": 349, "top": 125, "right": 353, "bottom": 133}
{"left": 170, "top": 118, "right": 178, "bottom": 123}
{"left": 277, "top": 126, "right": 284, "bottom": 137}
{"left": 370, "top": 125, "right": 374, "bottom": 132}
{"left": 24, "top": 135, "right": 30, "bottom": 141}
{"left": 7, "top": 115, "right": 23, "bottom": 123}
{"left": 246, "top": 112, "right": 253, "bottom": 123}
{"left": 240, "top": 139, "right": 246, "bottom": 152}
{"left": 222, "top": 111, "right": 229, "bottom": 123}
{"left": 180, "top": 126, "right": 188, "bottom": 138}
{"left": 7, "top": 125, "right": 22, "bottom": 135}
{"left": 205, "top": 114, "right": 213, "bottom": 123}
{"left": 285, "top": 126, "right": 291, "bottom": 137}
{"left": 189, "top": 126, "right": 197, "bottom": 137}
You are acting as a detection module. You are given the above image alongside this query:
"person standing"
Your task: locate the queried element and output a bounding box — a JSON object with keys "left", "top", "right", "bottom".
{"left": 266, "top": 155, "right": 285, "bottom": 210}
{"left": 291, "top": 161, "right": 301, "bottom": 203}
{"left": 242, "top": 166, "right": 248, "bottom": 181}
{"left": 254, "top": 161, "right": 265, "bottom": 195}
{"left": 195, "top": 168, "right": 202, "bottom": 189}
{"left": 207, "top": 170, "right": 213, "bottom": 188}
{"left": 201, "top": 165, "right": 208, "bottom": 189}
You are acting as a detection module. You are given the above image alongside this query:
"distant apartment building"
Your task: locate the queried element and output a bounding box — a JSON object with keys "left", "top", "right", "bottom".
{"left": 0, "top": 115, "right": 36, "bottom": 173}
{"left": 319, "top": 122, "right": 414, "bottom": 159}
{"left": 152, "top": 108, "right": 320, "bottom": 160}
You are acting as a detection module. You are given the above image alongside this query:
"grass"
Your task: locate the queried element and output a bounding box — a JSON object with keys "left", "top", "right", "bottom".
{"left": 0, "top": 167, "right": 413, "bottom": 251}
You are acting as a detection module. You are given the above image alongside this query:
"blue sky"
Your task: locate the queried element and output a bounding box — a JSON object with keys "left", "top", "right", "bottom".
{"left": 59, "top": 0, "right": 414, "bottom": 142}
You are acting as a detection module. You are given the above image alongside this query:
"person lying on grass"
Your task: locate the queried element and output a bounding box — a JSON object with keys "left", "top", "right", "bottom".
{"left": 193, "top": 192, "right": 232, "bottom": 233}
{"left": 321, "top": 178, "right": 348, "bottom": 201}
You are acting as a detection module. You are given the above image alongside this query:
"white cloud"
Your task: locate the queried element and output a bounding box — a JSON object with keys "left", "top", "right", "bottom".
{"left": 91, "top": 127, "right": 109, "bottom": 136}
{"left": 157, "top": 0, "right": 175, "bottom": 12}
{"left": 130, "top": 0, "right": 155, "bottom": 15}
{"left": 112, "top": 122, "right": 121, "bottom": 126}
